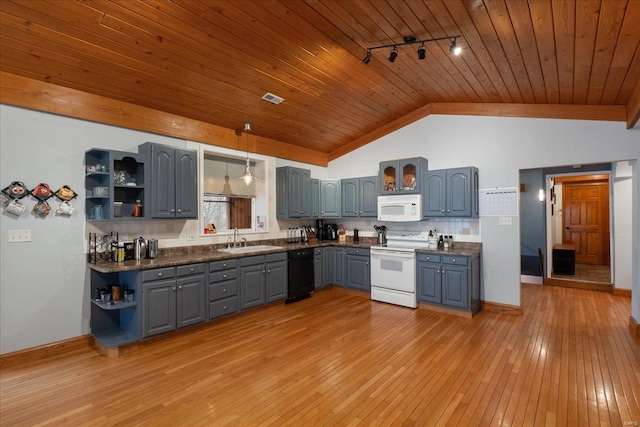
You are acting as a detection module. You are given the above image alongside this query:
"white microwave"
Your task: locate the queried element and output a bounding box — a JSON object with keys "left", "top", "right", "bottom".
{"left": 377, "top": 194, "right": 422, "bottom": 222}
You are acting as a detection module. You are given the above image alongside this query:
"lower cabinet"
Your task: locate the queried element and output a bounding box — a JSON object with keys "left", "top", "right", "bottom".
{"left": 240, "top": 253, "right": 287, "bottom": 310}
{"left": 142, "top": 264, "right": 206, "bottom": 338}
{"left": 417, "top": 252, "right": 481, "bottom": 315}
{"left": 330, "top": 247, "right": 346, "bottom": 286}
{"left": 208, "top": 259, "right": 239, "bottom": 320}
{"left": 314, "top": 248, "right": 323, "bottom": 289}
{"left": 345, "top": 247, "right": 370, "bottom": 291}
{"left": 322, "top": 247, "right": 333, "bottom": 287}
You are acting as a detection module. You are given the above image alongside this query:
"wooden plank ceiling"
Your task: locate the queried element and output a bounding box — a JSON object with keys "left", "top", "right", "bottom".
{"left": 1, "top": 0, "right": 639, "bottom": 163}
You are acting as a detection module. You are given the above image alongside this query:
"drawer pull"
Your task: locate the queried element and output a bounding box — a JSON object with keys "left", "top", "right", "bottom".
{"left": 223, "top": 306, "right": 227, "bottom": 310}
{"left": 158, "top": 272, "right": 162, "bottom": 277}
{"left": 222, "top": 288, "right": 227, "bottom": 293}
{"left": 223, "top": 263, "right": 227, "bottom": 268}
{"left": 190, "top": 267, "right": 194, "bottom": 272}
{"left": 452, "top": 259, "right": 456, "bottom": 263}
{"left": 223, "top": 274, "right": 227, "bottom": 279}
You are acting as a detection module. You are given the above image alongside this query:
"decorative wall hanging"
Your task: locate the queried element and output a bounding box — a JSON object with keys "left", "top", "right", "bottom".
{"left": 31, "top": 182, "right": 53, "bottom": 202}
{"left": 56, "top": 200, "right": 74, "bottom": 216}
{"left": 32, "top": 200, "right": 51, "bottom": 217}
{"left": 54, "top": 185, "right": 78, "bottom": 201}
{"left": 2, "top": 181, "right": 29, "bottom": 200}
{"left": 5, "top": 198, "right": 26, "bottom": 216}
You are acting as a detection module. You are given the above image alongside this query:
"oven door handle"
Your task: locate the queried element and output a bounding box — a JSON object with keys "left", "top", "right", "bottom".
{"left": 370, "top": 249, "right": 415, "bottom": 258}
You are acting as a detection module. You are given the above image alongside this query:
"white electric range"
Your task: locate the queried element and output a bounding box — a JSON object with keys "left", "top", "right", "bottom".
{"left": 370, "top": 230, "right": 432, "bottom": 308}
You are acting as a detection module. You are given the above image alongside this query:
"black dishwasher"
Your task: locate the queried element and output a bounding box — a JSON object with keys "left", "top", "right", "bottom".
{"left": 287, "top": 248, "right": 314, "bottom": 303}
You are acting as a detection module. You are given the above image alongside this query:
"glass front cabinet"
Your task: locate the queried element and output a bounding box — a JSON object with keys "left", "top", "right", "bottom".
{"left": 379, "top": 157, "right": 428, "bottom": 194}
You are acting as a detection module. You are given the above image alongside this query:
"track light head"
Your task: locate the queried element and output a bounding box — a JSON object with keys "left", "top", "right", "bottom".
{"left": 450, "top": 39, "right": 462, "bottom": 55}
{"left": 362, "top": 50, "right": 372, "bottom": 64}
{"left": 389, "top": 46, "right": 398, "bottom": 63}
{"left": 417, "top": 44, "right": 426, "bottom": 60}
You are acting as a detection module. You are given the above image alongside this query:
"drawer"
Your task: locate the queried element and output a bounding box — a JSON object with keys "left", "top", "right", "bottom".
{"left": 417, "top": 253, "right": 440, "bottom": 263}
{"left": 209, "top": 259, "right": 238, "bottom": 272}
{"left": 442, "top": 255, "right": 468, "bottom": 266}
{"left": 209, "top": 296, "right": 238, "bottom": 320}
{"left": 265, "top": 252, "right": 287, "bottom": 262}
{"left": 209, "top": 281, "right": 238, "bottom": 300}
{"left": 176, "top": 263, "right": 205, "bottom": 277}
{"left": 240, "top": 255, "right": 265, "bottom": 267}
{"left": 142, "top": 267, "right": 175, "bottom": 282}
{"left": 346, "top": 247, "right": 370, "bottom": 256}
{"left": 210, "top": 269, "right": 237, "bottom": 283}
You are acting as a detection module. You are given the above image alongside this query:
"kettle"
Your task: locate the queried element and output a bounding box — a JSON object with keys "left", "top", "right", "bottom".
{"left": 147, "top": 239, "right": 159, "bottom": 259}
{"left": 133, "top": 237, "right": 147, "bottom": 260}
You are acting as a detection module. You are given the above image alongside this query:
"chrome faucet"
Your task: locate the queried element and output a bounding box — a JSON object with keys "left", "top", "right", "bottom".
{"left": 233, "top": 228, "right": 238, "bottom": 248}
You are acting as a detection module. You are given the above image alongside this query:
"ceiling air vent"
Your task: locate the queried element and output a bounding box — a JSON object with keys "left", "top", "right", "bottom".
{"left": 261, "top": 92, "right": 284, "bottom": 104}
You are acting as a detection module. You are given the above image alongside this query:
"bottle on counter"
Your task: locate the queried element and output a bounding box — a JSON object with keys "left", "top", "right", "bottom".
{"left": 443, "top": 236, "right": 449, "bottom": 249}
{"left": 439, "top": 235, "right": 444, "bottom": 248}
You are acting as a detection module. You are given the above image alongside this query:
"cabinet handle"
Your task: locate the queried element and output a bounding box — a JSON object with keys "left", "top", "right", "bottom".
{"left": 366, "top": 262, "right": 369, "bottom": 266}
{"left": 190, "top": 267, "right": 194, "bottom": 272}
{"left": 223, "top": 274, "right": 227, "bottom": 279}
{"left": 441, "top": 209, "right": 445, "bottom": 213}
{"left": 178, "top": 285, "right": 183, "bottom": 290}
{"left": 267, "top": 269, "right": 271, "bottom": 273}
{"left": 223, "top": 306, "right": 227, "bottom": 310}
{"left": 171, "top": 209, "right": 175, "bottom": 213}
{"left": 452, "top": 259, "right": 456, "bottom": 263}
{"left": 222, "top": 288, "right": 227, "bottom": 293}
{"left": 178, "top": 209, "right": 182, "bottom": 213}
{"left": 447, "top": 209, "right": 450, "bottom": 213}
{"left": 172, "top": 286, "right": 177, "bottom": 291}
{"left": 263, "top": 270, "right": 266, "bottom": 274}
{"left": 441, "top": 270, "right": 445, "bottom": 274}
{"left": 223, "top": 263, "right": 227, "bottom": 268}
{"left": 426, "top": 256, "right": 430, "bottom": 260}
{"left": 158, "top": 272, "right": 162, "bottom": 277}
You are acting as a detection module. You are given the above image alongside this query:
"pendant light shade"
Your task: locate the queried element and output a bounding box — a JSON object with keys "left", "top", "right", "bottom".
{"left": 239, "top": 122, "right": 257, "bottom": 185}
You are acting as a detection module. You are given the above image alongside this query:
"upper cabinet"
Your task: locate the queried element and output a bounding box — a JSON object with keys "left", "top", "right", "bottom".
{"left": 85, "top": 149, "right": 147, "bottom": 221}
{"left": 139, "top": 143, "right": 198, "bottom": 219}
{"left": 379, "top": 157, "right": 428, "bottom": 194}
{"left": 319, "top": 180, "right": 341, "bottom": 218}
{"left": 341, "top": 176, "right": 378, "bottom": 217}
{"left": 276, "top": 166, "right": 312, "bottom": 218}
{"left": 423, "top": 167, "right": 479, "bottom": 218}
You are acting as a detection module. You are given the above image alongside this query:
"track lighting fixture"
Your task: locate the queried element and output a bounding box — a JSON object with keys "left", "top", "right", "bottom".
{"left": 362, "top": 49, "right": 372, "bottom": 64}
{"left": 449, "top": 39, "right": 462, "bottom": 56}
{"left": 388, "top": 46, "right": 398, "bottom": 63}
{"left": 238, "top": 122, "right": 257, "bottom": 185}
{"left": 363, "top": 34, "right": 461, "bottom": 64}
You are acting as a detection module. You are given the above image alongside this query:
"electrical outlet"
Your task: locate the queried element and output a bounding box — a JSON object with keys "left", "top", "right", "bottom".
{"left": 499, "top": 217, "right": 513, "bottom": 226}
{"left": 8, "top": 229, "right": 32, "bottom": 242}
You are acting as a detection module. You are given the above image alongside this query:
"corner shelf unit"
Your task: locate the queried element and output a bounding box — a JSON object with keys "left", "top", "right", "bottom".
{"left": 89, "top": 270, "right": 141, "bottom": 348}
{"left": 85, "top": 148, "right": 149, "bottom": 221}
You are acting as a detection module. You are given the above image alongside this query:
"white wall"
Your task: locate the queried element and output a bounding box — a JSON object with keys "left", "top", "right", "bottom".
{"left": 329, "top": 114, "right": 640, "bottom": 309}
{"left": 1, "top": 106, "right": 639, "bottom": 354}
{"left": 613, "top": 161, "right": 634, "bottom": 290}
{"left": 0, "top": 106, "right": 298, "bottom": 354}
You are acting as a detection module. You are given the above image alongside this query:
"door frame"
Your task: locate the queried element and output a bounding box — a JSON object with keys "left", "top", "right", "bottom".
{"left": 544, "top": 171, "right": 613, "bottom": 282}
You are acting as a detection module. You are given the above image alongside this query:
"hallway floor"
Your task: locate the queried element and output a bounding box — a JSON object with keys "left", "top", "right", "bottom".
{"left": 552, "top": 263, "right": 612, "bottom": 283}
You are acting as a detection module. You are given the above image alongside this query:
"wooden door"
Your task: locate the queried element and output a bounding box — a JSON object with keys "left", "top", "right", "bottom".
{"left": 563, "top": 182, "right": 607, "bottom": 265}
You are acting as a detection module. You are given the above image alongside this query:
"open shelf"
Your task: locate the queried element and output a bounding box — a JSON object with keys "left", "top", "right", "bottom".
{"left": 91, "top": 300, "right": 137, "bottom": 310}
{"left": 92, "top": 327, "right": 138, "bottom": 347}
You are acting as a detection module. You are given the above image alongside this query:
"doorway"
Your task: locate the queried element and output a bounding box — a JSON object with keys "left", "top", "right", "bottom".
{"left": 547, "top": 173, "right": 612, "bottom": 284}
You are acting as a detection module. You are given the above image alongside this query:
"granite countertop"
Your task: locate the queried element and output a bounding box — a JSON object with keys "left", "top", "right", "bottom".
{"left": 88, "top": 238, "right": 379, "bottom": 273}
{"left": 415, "top": 242, "right": 482, "bottom": 257}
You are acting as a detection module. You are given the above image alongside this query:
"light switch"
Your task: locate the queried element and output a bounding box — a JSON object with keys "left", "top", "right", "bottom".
{"left": 499, "top": 217, "right": 513, "bottom": 226}
{"left": 8, "top": 229, "right": 32, "bottom": 242}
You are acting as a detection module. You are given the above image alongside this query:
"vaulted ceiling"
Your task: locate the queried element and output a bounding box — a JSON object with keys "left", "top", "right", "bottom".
{"left": 1, "top": 0, "right": 639, "bottom": 165}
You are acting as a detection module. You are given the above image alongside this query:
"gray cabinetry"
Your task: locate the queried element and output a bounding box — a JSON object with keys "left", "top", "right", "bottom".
{"left": 322, "top": 247, "right": 333, "bottom": 287}
{"left": 341, "top": 176, "right": 378, "bottom": 217}
{"left": 314, "top": 248, "right": 323, "bottom": 289}
{"left": 89, "top": 269, "right": 140, "bottom": 347}
{"left": 417, "top": 252, "right": 481, "bottom": 315}
{"left": 311, "top": 178, "right": 320, "bottom": 217}
{"left": 139, "top": 142, "right": 198, "bottom": 219}
{"left": 239, "top": 253, "right": 287, "bottom": 309}
{"left": 142, "top": 264, "right": 205, "bottom": 338}
{"left": 423, "top": 167, "right": 478, "bottom": 218}
{"left": 208, "top": 259, "right": 239, "bottom": 320}
{"left": 320, "top": 180, "right": 341, "bottom": 218}
{"left": 85, "top": 149, "right": 148, "bottom": 221}
{"left": 345, "top": 247, "right": 370, "bottom": 291}
{"left": 330, "top": 247, "right": 346, "bottom": 286}
{"left": 276, "top": 166, "right": 312, "bottom": 218}
{"left": 380, "top": 157, "right": 427, "bottom": 194}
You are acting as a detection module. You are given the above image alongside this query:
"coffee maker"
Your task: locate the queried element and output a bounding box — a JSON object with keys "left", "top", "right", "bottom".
{"left": 315, "top": 219, "right": 324, "bottom": 241}
{"left": 325, "top": 224, "right": 338, "bottom": 240}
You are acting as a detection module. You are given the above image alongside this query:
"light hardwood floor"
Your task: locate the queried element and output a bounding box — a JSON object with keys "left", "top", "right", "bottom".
{"left": 1, "top": 285, "right": 639, "bottom": 426}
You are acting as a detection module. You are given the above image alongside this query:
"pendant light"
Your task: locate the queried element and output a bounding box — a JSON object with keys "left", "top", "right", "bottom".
{"left": 221, "top": 162, "right": 233, "bottom": 194}
{"left": 239, "top": 122, "right": 257, "bottom": 185}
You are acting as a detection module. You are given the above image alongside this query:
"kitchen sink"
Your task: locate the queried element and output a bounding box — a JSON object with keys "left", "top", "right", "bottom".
{"left": 218, "top": 245, "right": 283, "bottom": 254}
